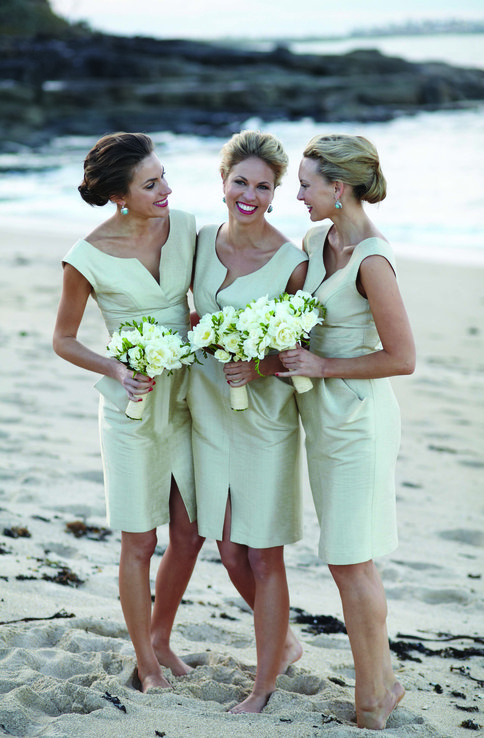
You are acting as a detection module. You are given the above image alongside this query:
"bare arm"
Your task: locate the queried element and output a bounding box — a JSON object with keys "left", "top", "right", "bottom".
{"left": 278, "top": 255, "right": 416, "bottom": 380}
{"left": 52, "top": 264, "right": 153, "bottom": 400}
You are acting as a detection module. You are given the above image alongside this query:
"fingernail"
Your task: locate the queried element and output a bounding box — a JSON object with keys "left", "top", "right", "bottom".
{"left": 275, "top": 373, "right": 280, "bottom": 377}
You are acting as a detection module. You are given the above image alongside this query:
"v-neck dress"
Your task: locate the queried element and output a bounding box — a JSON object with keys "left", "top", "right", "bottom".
{"left": 298, "top": 224, "right": 401, "bottom": 565}
{"left": 187, "top": 224, "right": 308, "bottom": 548}
{"left": 62, "top": 209, "right": 197, "bottom": 532}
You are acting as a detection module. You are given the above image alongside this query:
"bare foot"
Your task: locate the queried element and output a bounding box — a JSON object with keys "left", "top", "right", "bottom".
{"left": 357, "top": 681, "right": 405, "bottom": 730}
{"left": 228, "top": 691, "right": 273, "bottom": 714}
{"left": 138, "top": 667, "right": 172, "bottom": 693}
{"left": 153, "top": 642, "right": 193, "bottom": 676}
{"left": 279, "top": 627, "right": 303, "bottom": 674}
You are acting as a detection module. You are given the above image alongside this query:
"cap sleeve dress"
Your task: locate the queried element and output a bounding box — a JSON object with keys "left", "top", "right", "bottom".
{"left": 298, "top": 225, "right": 401, "bottom": 565}
{"left": 62, "top": 209, "right": 197, "bottom": 532}
{"left": 187, "top": 224, "right": 308, "bottom": 548}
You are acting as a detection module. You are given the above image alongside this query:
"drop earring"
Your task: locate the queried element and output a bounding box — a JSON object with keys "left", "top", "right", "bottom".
{"left": 267, "top": 204, "right": 273, "bottom": 213}
{"left": 222, "top": 196, "right": 226, "bottom": 203}
{"left": 120, "top": 204, "right": 129, "bottom": 215}
{"left": 335, "top": 200, "right": 342, "bottom": 210}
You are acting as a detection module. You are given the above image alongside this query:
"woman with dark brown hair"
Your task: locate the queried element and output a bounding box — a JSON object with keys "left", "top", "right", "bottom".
{"left": 53, "top": 132, "right": 204, "bottom": 692}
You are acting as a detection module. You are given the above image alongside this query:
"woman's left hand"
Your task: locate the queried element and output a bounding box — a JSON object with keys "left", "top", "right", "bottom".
{"left": 277, "top": 345, "right": 324, "bottom": 378}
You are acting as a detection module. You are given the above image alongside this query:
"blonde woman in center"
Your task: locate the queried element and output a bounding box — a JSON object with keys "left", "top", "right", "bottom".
{"left": 188, "top": 130, "right": 307, "bottom": 713}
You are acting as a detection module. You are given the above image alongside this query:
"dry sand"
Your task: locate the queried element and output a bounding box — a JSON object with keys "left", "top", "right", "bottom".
{"left": 0, "top": 223, "right": 483, "bottom": 737}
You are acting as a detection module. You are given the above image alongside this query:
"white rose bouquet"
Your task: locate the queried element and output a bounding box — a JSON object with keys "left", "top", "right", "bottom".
{"left": 267, "top": 290, "right": 325, "bottom": 394}
{"left": 188, "top": 306, "right": 253, "bottom": 410}
{"left": 106, "top": 316, "right": 195, "bottom": 420}
{"left": 189, "top": 291, "right": 324, "bottom": 409}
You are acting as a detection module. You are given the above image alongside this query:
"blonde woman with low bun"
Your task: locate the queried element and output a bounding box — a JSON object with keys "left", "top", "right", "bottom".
{"left": 278, "top": 134, "right": 415, "bottom": 730}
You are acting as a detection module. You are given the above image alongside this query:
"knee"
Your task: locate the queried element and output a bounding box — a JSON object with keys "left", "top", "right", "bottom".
{"left": 218, "top": 543, "right": 247, "bottom": 575}
{"left": 248, "top": 547, "right": 284, "bottom": 581}
{"left": 121, "top": 530, "right": 158, "bottom": 564}
{"left": 170, "top": 524, "right": 204, "bottom": 558}
{"left": 328, "top": 560, "right": 374, "bottom": 592}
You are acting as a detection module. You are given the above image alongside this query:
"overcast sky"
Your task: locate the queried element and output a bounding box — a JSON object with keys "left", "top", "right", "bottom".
{"left": 50, "top": 0, "right": 484, "bottom": 39}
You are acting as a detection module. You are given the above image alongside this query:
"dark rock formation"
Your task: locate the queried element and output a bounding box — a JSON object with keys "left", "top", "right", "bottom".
{"left": 1, "top": 32, "right": 484, "bottom": 150}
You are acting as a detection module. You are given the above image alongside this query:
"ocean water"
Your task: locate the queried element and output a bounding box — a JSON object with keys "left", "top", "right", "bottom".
{"left": 1, "top": 34, "right": 483, "bottom": 265}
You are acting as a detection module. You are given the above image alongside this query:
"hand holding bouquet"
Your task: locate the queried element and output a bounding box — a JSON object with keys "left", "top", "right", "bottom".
{"left": 266, "top": 291, "right": 325, "bottom": 394}
{"left": 107, "top": 316, "right": 195, "bottom": 419}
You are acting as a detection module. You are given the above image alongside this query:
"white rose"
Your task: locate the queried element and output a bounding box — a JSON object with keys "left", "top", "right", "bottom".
{"left": 242, "top": 335, "right": 266, "bottom": 360}
{"left": 221, "top": 331, "right": 242, "bottom": 354}
{"left": 144, "top": 342, "right": 174, "bottom": 375}
{"left": 268, "top": 317, "right": 300, "bottom": 350}
{"left": 300, "top": 310, "right": 321, "bottom": 332}
{"left": 214, "top": 348, "right": 232, "bottom": 363}
{"left": 188, "top": 319, "right": 215, "bottom": 349}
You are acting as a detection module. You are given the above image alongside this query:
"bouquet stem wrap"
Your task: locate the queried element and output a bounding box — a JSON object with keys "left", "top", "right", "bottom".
{"left": 125, "top": 393, "right": 149, "bottom": 420}
{"left": 229, "top": 384, "right": 249, "bottom": 411}
{"left": 289, "top": 344, "right": 313, "bottom": 394}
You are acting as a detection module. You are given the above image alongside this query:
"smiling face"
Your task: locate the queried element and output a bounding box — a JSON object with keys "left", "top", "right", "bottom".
{"left": 122, "top": 152, "right": 172, "bottom": 218}
{"left": 223, "top": 156, "right": 275, "bottom": 222}
{"left": 297, "top": 156, "right": 337, "bottom": 222}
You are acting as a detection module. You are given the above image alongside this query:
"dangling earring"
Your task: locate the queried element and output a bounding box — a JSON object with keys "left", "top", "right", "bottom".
{"left": 222, "top": 196, "right": 226, "bottom": 203}
{"left": 335, "top": 200, "right": 342, "bottom": 210}
{"left": 267, "top": 204, "right": 273, "bottom": 213}
{"left": 120, "top": 204, "right": 129, "bottom": 215}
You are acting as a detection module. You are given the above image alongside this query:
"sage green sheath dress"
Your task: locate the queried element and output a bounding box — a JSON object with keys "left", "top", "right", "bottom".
{"left": 298, "top": 225, "right": 401, "bottom": 565}
{"left": 188, "top": 224, "right": 308, "bottom": 548}
{"left": 62, "top": 210, "right": 197, "bottom": 533}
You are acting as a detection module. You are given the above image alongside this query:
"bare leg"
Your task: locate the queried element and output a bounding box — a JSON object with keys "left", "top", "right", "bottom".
{"left": 229, "top": 545, "right": 290, "bottom": 713}
{"left": 119, "top": 529, "right": 171, "bottom": 692}
{"left": 329, "top": 561, "right": 405, "bottom": 730}
{"left": 217, "top": 498, "right": 302, "bottom": 674}
{"left": 151, "top": 480, "right": 205, "bottom": 675}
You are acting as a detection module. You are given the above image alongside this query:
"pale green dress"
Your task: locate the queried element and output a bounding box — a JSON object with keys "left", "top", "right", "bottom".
{"left": 188, "top": 224, "right": 308, "bottom": 548}
{"left": 298, "top": 224, "right": 401, "bottom": 565}
{"left": 62, "top": 210, "right": 197, "bottom": 533}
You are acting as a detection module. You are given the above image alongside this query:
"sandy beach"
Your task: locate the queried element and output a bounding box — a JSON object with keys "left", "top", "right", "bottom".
{"left": 1, "top": 222, "right": 483, "bottom": 737}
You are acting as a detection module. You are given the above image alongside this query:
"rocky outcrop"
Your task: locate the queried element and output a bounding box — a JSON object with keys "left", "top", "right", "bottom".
{"left": 1, "top": 33, "right": 484, "bottom": 149}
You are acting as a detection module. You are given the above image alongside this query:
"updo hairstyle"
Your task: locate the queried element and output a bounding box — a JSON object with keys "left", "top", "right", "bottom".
{"left": 78, "top": 132, "right": 154, "bottom": 206}
{"left": 220, "top": 130, "right": 288, "bottom": 188}
{"left": 303, "top": 134, "right": 387, "bottom": 203}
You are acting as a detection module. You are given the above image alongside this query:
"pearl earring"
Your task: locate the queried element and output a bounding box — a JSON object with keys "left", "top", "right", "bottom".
{"left": 120, "top": 205, "right": 129, "bottom": 215}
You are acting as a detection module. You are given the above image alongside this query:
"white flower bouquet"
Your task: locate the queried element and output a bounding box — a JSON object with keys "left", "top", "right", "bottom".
{"left": 189, "top": 292, "right": 324, "bottom": 409}
{"left": 188, "top": 306, "right": 253, "bottom": 410}
{"left": 265, "top": 290, "right": 325, "bottom": 394}
{"left": 106, "top": 316, "right": 195, "bottom": 420}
